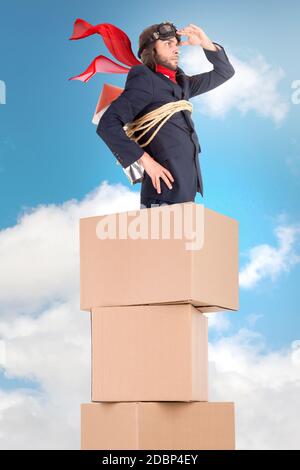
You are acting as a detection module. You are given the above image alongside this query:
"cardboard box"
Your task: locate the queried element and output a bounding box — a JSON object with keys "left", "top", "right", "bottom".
{"left": 80, "top": 202, "right": 239, "bottom": 312}
{"left": 91, "top": 304, "right": 208, "bottom": 402}
{"left": 81, "top": 401, "right": 235, "bottom": 450}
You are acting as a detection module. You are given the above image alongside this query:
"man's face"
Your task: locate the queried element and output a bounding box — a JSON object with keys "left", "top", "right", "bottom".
{"left": 154, "top": 36, "right": 180, "bottom": 70}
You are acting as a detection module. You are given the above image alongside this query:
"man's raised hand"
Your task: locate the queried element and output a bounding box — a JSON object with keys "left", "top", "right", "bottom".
{"left": 177, "top": 24, "right": 220, "bottom": 51}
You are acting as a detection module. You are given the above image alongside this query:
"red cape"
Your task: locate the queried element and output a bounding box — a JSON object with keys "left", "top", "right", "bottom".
{"left": 68, "top": 18, "right": 142, "bottom": 82}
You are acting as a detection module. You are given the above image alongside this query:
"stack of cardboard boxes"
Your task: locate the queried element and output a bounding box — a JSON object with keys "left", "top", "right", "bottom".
{"left": 79, "top": 202, "right": 239, "bottom": 449}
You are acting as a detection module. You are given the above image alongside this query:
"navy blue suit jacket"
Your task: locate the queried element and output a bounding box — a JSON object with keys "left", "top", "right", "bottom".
{"left": 96, "top": 42, "right": 235, "bottom": 204}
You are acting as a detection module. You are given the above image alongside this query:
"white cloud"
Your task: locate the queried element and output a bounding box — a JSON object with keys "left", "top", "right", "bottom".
{"left": 0, "top": 388, "right": 80, "bottom": 450}
{"left": 0, "top": 297, "right": 91, "bottom": 449}
{"left": 205, "top": 311, "right": 232, "bottom": 333}
{"left": 0, "top": 181, "right": 140, "bottom": 318}
{"left": 239, "top": 223, "right": 300, "bottom": 289}
{"left": 0, "top": 182, "right": 299, "bottom": 449}
{"left": 181, "top": 46, "right": 289, "bottom": 124}
{"left": 209, "top": 329, "right": 300, "bottom": 449}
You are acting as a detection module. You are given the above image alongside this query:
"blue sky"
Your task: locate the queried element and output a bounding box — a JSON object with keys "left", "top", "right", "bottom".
{"left": 0, "top": 0, "right": 300, "bottom": 449}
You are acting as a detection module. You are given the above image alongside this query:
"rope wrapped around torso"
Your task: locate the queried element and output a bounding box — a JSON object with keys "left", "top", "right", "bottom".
{"left": 123, "top": 99, "right": 193, "bottom": 148}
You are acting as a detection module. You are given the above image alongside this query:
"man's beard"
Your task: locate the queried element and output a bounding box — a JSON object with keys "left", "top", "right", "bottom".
{"left": 155, "top": 53, "right": 178, "bottom": 71}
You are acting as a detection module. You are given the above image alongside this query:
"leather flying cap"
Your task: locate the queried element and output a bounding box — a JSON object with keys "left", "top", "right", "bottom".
{"left": 138, "top": 21, "right": 181, "bottom": 58}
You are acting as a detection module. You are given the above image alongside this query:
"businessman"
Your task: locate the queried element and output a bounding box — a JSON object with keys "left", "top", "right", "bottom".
{"left": 96, "top": 22, "right": 235, "bottom": 209}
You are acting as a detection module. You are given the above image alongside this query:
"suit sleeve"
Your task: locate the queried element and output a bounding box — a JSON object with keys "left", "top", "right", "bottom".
{"left": 96, "top": 65, "right": 154, "bottom": 169}
{"left": 188, "top": 42, "right": 235, "bottom": 99}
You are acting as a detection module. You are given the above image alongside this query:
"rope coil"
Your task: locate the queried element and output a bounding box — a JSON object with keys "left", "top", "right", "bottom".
{"left": 123, "top": 99, "right": 193, "bottom": 148}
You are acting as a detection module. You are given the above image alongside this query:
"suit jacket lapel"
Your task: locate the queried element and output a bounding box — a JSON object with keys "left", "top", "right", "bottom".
{"left": 154, "top": 66, "right": 188, "bottom": 100}
{"left": 175, "top": 67, "right": 189, "bottom": 100}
